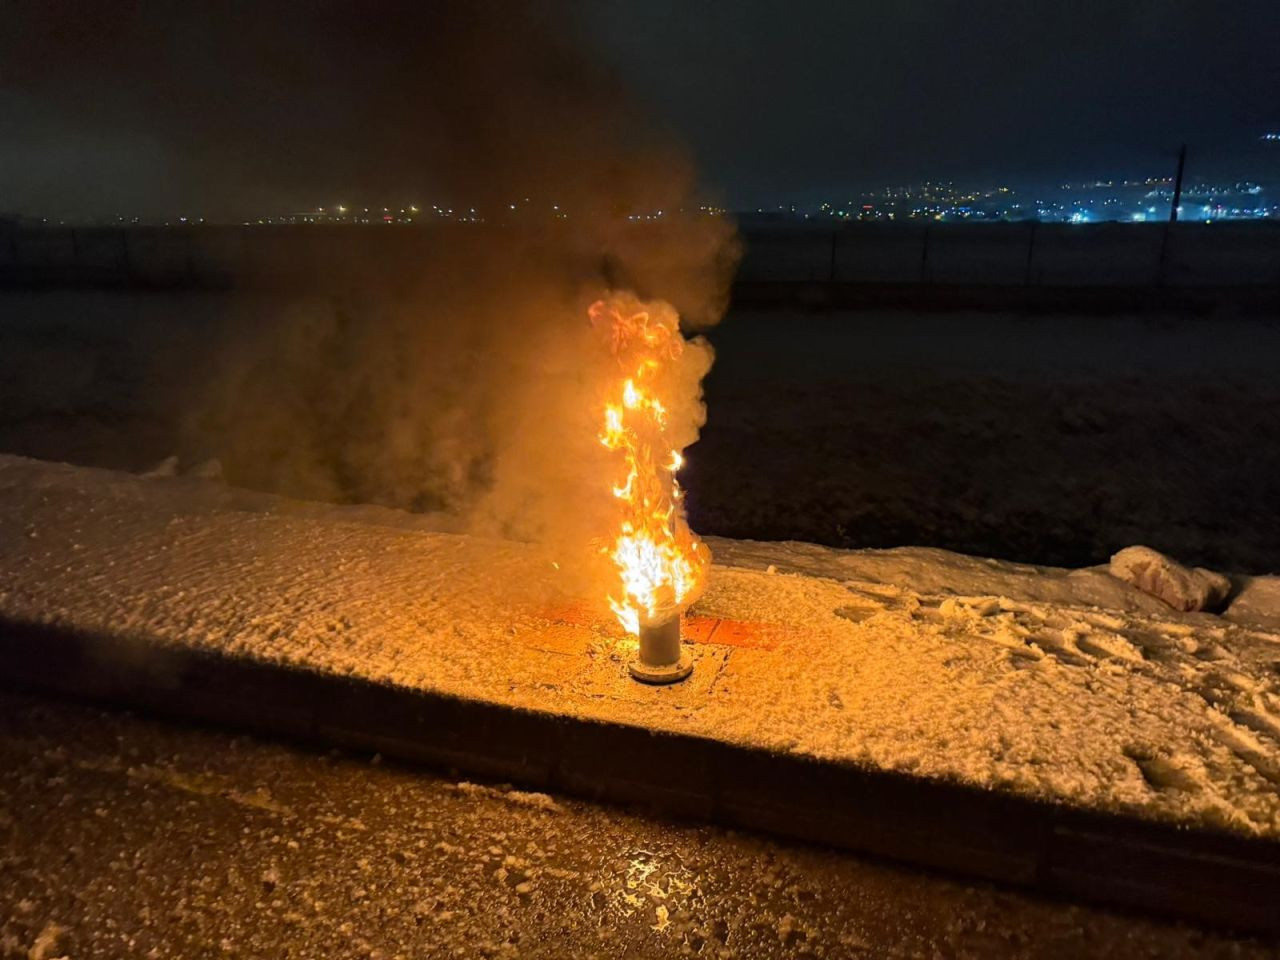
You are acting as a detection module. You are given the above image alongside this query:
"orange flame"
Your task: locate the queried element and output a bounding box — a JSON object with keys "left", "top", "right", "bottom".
{"left": 591, "top": 297, "right": 709, "bottom": 635}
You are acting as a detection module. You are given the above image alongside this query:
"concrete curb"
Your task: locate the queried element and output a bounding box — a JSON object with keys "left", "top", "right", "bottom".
{"left": 4, "top": 615, "right": 1278, "bottom": 936}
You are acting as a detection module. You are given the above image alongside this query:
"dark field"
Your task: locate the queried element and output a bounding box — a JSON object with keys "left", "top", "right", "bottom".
{"left": 689, "top": 308, "right": 1280, "bottom": 571}
{"left": 2, "top": 289, "right": 1278, "bottom": 572}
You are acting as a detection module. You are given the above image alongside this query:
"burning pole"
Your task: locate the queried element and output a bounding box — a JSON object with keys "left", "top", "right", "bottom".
{"left": 592, "top": 295, "right": 710, "bottom": 684}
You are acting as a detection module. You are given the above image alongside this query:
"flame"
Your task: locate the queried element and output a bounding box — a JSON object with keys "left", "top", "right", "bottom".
{"left": 591, "top": 296, "right": 709, "bottom": 635}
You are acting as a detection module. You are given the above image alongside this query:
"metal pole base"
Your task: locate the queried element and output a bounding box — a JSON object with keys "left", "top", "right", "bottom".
{"left": 628, "top": 649, "right": 693, "bottom": 684}
{"left": 628, "top": 617, "right": 693, "bottom": 684}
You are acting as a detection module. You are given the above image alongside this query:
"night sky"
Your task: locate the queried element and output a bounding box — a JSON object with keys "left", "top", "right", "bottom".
{"left": 579, "top": 0, "right": 1280, "bottom": 203}
{"left": 2, "top": 0, "right": 1278, "bottom": 217}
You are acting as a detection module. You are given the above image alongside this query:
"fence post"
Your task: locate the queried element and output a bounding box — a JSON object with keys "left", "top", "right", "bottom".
{"left": 829, "top": 229, "right": 838, "bottom": 282}
{"left": 1024, "top": 219, "right": 1038, "bottom": 285}
{"left": 920, "top": 224, "right": 931, "bottom": 283}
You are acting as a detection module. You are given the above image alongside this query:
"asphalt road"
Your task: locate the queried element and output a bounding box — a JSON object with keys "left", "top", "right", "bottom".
{"left": 0, "top": 690, "right": 1274, "bottom": 959}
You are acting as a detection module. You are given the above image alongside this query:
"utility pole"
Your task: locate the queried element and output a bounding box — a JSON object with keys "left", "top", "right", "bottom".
{"left": 1157, "top": 143, "right": 1187, "bottom": 286}
{"left": 1168, "top": 143, "right": 1187, "bottom": 223}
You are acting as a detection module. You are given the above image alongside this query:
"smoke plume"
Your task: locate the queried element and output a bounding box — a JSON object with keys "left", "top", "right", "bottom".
{"left": 3, "top": 1, "right": 738, "bottom": 576}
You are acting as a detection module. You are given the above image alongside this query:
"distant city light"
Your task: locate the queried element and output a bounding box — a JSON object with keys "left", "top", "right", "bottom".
{"left": 8, "top": 173, "right": 1276, "bottom": 229}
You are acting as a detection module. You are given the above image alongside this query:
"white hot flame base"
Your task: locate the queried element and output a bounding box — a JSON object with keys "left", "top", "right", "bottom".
{"left": 628, "top": 617, "right": 693, "bottom": 684}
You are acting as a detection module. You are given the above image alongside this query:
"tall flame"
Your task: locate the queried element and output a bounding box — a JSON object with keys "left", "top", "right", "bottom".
{"left": 591, "top": 296, "right": 709, "bottom": 635}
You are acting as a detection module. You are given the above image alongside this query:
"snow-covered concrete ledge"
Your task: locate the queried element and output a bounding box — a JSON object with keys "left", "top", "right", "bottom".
{"left": 2, "top": 454, "right": 1279, "bottom": 932}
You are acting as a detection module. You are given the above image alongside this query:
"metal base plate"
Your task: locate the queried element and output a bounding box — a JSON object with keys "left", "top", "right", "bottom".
{"left": 627, "top": 650, "right": 694, "bottom": 685}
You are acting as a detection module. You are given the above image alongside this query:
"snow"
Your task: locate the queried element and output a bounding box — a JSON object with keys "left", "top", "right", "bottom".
{"left": 708, "top": 537, "right": 1178, "bottom": 615}
{"left": 1109, "top": 544, "right": 1231, "bottom": 612}
{"left": 2, "top": 454, "right": 1280, "bottom": 837}
{"left": 26, "top": 921, "right": 65, "bottom": 960}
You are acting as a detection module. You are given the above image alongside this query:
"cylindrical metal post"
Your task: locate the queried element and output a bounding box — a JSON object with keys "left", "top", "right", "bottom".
{"left": 628, "top": 617, "right": 693, "bottom": 684}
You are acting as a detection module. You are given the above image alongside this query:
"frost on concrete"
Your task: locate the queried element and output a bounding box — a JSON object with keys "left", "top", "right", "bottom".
{"left": 2, "top": 454, "right": 1280, "bottom": 838}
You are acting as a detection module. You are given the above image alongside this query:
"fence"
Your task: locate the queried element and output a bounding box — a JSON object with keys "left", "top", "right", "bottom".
{"left": 1, "top": 220, "right": 1278, "bottom": 291}
{"left": 736, "top": 220, "right": 1280, "bottom": 288}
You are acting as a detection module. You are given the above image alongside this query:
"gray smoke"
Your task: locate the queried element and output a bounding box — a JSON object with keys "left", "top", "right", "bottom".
{"left": 1, "top": 1, "right": 739, "bottom": 560}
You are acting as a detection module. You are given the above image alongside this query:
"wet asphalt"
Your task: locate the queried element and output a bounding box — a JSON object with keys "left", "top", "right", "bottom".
{"left": 0, "top": 690, "right": 1274, "bottom": 960}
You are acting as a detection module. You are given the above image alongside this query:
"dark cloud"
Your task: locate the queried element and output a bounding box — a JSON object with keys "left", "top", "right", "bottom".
{"left": 2, "top": 0, "right": 1277, "bottom": 213}
{"left": 0, "top": 0, "right": 696, "bottom": 217}
{"left": 0, "top": 0, "right": 741, "bottom": 573}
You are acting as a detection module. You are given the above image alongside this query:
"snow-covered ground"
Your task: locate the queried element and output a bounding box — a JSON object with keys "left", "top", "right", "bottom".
{"left": 3, "top": 454, "right": 1279, "bottom": 838}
